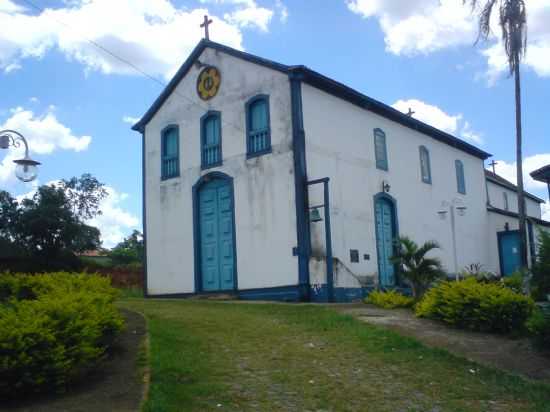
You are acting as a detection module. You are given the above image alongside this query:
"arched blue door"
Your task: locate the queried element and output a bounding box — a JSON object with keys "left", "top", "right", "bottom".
{"left": 198, "top": 178, "right": 236, "bottom": 291}
{"left": 374, "top": 196, "right": 397, "bottom": 287}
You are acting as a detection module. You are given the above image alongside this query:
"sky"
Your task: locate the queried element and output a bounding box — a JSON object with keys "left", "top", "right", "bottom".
{"left": 0, "top": 0, "right": 549, "bottom": 248}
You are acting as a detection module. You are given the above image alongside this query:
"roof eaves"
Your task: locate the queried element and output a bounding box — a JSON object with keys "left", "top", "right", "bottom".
{"left": 485, "top": 171, "right": 545, "bottom": 203}
{"left": 290, "top": 66, "right": 492, "bottom": 160}
{"left": 132, "top": 40, "right": 290, "bottom": 133}
{"left": 487, "top": 205, "right": 550, "bottom": 227}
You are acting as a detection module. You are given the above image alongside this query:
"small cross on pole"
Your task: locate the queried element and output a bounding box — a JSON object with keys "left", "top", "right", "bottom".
{"left": 406, "top": 107, "right": 415, "bottom": 117}
{"left": 201, "top": 15, "right": 213, "bottom": 40}
{"left": 489, "top": 159, "right": 498, "bottom": 174}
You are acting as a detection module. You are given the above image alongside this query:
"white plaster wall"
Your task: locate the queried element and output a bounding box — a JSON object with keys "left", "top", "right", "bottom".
{"left": 486, "top": 180, "right": 542, "bottom": 218}
{"left": 301, "top": 84, "right": 491, "bottom": 286}
{"left": 144, "top": 48, "right": 298, "bottom": 295}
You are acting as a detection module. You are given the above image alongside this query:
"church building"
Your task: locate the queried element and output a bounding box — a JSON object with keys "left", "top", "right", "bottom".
{"left": 132, "top": 39, "right": 549, "bottom": 302}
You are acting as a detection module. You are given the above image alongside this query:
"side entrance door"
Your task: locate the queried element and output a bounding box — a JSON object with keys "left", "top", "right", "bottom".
{"left": 498, "top": 230, "right": 522, "bottom": 276}
{"left": 198, "top": 178, "right": 236, "bottom": 291}
{"left": 375, "top": 197, "right": 396, "bottom": 288}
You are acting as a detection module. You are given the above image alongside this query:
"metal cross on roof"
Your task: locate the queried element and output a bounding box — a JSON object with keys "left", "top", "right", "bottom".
{"left": 489, "top": 159, "right": 498, "bottom": 174}
{"left": 201, "top": 15, "right": 213, "bottom": 40}
{"left": 406, "top": 108, "right": 415, "bottom": 117}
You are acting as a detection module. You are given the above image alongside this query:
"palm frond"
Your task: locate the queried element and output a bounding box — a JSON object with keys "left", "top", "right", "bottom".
{"left": 464, "top": 0, "right": 527, "bottom": 75}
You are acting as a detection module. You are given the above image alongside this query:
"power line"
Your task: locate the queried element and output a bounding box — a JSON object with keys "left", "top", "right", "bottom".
{"left": 18, "top": 0, "right": 247, "bottom": 134}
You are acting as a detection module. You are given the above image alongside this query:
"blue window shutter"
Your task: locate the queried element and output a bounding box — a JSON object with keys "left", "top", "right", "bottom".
{"left": 455, "top": 160, "right": 466, "bottom": 194}
{"left": 161, "top": 126, "right": 179, "bottom": 180}
{"left": 503, "top": 192, "right": 509, "bottom": 210}
{"left": 246, "top": 95, "right": 271, "bottom": 157}
{"left": 419, "top": 146, "right": 431, "bottom": 184}
{"left": 201, "top": 112, "right": 222, "bottom": 169}
{"left": 374, "top": 129, "right": 388, "bottom": 171}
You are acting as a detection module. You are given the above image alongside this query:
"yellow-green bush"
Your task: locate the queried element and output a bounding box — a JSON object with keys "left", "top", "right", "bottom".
{"left": 415, "top": 277, "right": 534, "bottom": 333}
{"left": 501, "top": 272, "right": 524, "bottom": 294}
{"left": 365, "top": 290, "right": 414, "bottom": 309}
{"left": 0, "top": 272, "right": 124, "bottom": 398}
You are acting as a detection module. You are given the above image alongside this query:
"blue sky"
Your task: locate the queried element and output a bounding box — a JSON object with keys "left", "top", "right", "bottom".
{"left": 1, "top": 0, "right": 549, "bottom": 247}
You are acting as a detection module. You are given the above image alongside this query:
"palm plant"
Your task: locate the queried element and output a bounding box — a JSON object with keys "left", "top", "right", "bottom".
{"left": 464, "top": 0, "right": 528, "bottom": 267}
{"left": 391, "top": 237, "right": 445, "bottom": 299}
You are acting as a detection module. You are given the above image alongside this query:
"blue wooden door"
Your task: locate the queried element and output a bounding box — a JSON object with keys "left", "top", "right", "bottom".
{"left": 199, "top": 179, "right": 235, "bottom": 291}
{"left": 499, "top": 231, "right": 522, "bottom": 276}
{"left": 375, "top": 198, "right": 396, "bottom": 287}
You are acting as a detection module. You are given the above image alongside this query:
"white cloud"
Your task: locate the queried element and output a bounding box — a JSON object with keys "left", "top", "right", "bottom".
{"left": 493, "top": 153, "right": 550, "bottom": 191}
{"left": 347, "top": 0, "right": 550, "bottom": 81}
{"left": 392, "top": 98, "right": 483, "bottom": 144}
{"left": 275, "top": 0, "right": 288, "bottom": 23}
{"left": 29, "top": 97, "right": 40, "bottom": 103}
{"left": 88, "top": 186, "right": 140, "bottom": 248}
{"left": 0, "top": 0, "right": 257, "bottom": 78}
{"left": 200, "top": 0, "right": 278, "bottom": 32}
{"left": 122, "top": 115, "right": 140, "bottom": 125}
{"left": 0, "top": 106, "right": 91, "bottom": 186}
{"left": 347, "top": 0, "right": 476, "bottom": 56}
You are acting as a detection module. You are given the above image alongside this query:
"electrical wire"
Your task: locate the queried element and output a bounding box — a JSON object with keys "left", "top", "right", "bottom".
{"left": 18, "top": 0, "right": 247, "bottom": 133}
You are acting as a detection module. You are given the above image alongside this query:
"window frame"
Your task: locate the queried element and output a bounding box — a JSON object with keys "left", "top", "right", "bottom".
{"left": 160, "top": 124, "right": 180, "bottom": 181}
{"left": 455, "top": 159, "right": 466, "bottom": 194}
{"left": 419, "top": 145, "right": 432, "bottom": 184}
{"left": 374, "top": 128, "right": 389, "bottom": 171}
{"left": 503, "top": 191, "right": 509, "bottom": 211}
{"left": 245, "top": 94, "right": 272, "bottom": 158}
{"left": 200, "top": 110, "right": 223, "bottom": 170}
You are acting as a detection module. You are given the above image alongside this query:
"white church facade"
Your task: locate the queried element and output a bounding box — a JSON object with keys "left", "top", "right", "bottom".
{"left": 133, "top": 40, "right": 549, "bottom": 302}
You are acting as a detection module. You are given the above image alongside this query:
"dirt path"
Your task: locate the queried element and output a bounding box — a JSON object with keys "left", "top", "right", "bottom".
{"left": 335, "top": 303, "right": 550, "bottom": 382}
{"left": 2, "top": 309, "right": 146, "bottom": 412}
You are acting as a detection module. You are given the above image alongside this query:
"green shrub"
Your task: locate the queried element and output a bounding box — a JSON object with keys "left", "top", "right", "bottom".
{"left": 531, "top": 230, "right": 550, "bottom": 301}
{"left": 0, "top": 272, "right": 124, "bottom": 398}
{"left": 366, "top": 290, "right": 414, "bottom": 309}
{"left": 502, "top": 272, "right": 524, "bottom": 294}
{"left": 415, "top": 277, "right": 534, "bottom": 333}
{"left": 526, "top": 308, "right": 550, "bottom": 350}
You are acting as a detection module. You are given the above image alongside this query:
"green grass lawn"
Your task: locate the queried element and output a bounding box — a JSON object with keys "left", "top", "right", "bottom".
{"left": 120, "top": 299, "right": 550, "bottom": 412}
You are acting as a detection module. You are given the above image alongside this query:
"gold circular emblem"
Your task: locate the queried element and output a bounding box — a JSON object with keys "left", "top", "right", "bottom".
{"left": 197, "top": 66, "right": 221, "bottom": 101}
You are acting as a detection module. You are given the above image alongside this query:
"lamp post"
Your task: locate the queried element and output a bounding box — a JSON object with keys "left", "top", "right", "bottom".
{"left": 0, "top": 130, "right": 40, "bottom": 182}
{"left": 438, "top": 199, "right": 467, "bottom": 280}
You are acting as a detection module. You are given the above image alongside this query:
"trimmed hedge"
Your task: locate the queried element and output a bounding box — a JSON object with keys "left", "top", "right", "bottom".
{"left": 415, "top": 278, "right": 534, "bottom": 333}
{"left": 366, "top": 290, "right": 414, "bottom": 309}
{"left": 0, "top": 273, "right": 124, "bottom": 398}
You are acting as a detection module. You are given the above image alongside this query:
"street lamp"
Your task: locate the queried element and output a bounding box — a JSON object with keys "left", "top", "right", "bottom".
{"left": 438, "top": 199, "right": 467, "bottom": 280}
{"left": 0, "top": 130, "right": 40, "bottom": 182}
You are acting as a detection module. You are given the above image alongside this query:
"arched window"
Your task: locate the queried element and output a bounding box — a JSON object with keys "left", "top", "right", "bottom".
{"left": 201, "top": 111, "right": 222, "bottom": 169}
{"left": 455, "top": 159, "right": 466, "bottom": 194}
{"left": 161, "top": 125, "right": 179, "bottom": 180}
{"left": 419, "top": 145, "right": 431, "bottom": 184}
{"left": 503, "top": 192, "right": 509, "bottom": 210}
{"left": 374, "top": 128, "right": 388, "bottom": 171}
{"left": 246, "top": 95, "right": 271, "bottom": 157}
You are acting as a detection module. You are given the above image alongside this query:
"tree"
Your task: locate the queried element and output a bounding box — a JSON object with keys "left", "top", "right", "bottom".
{"left": 464, "top": 0, "right": 528, "bottom": 267}
{"left": 0, "top": 174, "right": 107, "bottom": 268}
{"left": 108, "top": 230, "right": 144, "bottom": 265}
{"left": 391, "top": 237, "right": 445, "bottom": 299}
{"left": 531, "top": 230, "right": 550, "bottom": 301}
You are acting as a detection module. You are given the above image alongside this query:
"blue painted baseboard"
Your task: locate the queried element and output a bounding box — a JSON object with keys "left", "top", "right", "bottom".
{"left": 238, "top": 285, "right": 302, "bottom": 302}
{"left": 310, "top": 285, "right": 374, "bottom": 303}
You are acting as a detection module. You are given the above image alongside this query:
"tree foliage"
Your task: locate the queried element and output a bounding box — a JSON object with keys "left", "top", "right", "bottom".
{"left": 0, "top": 174, "right": 107, "bottom": 268}
{"left": 391, "top": 237, "right": 445, "bottom": 299}
{"left": 108, "top": 230, "right": 144, "bottom": 265}
{"left": 531, "top": 230, "right": 550, "bottom": 301}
